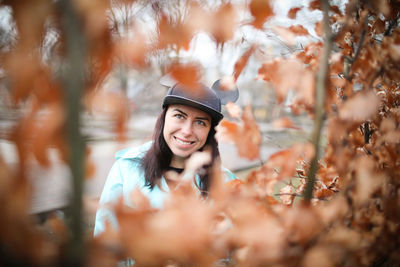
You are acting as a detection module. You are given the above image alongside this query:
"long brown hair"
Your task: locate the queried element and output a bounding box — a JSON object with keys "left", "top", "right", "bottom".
{"left": 141, "top": 107, "right": 220, "bottom": 195}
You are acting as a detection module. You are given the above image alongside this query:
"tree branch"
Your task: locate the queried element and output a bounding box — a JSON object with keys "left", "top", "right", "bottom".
{"left": 384, "top": 12, "right": 400, "bottom": 36}
{"left": 58, "top": 0, "right": 86, "bottom": 265}
{"left": 304, "top": 0, "right": 333, "bottom": 202}
{"left": 343, "top": 15, "right": 368, "bottom": 81}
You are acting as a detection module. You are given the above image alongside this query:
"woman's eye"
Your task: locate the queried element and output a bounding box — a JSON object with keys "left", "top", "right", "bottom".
{"left": 196, "top": 120, "right": 206, "bottom": 126}
{"left": 175, "top": 114, "right": 184, "bottom": 119}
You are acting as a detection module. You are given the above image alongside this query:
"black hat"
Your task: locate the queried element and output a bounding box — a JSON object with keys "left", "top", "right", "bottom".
{"left": 162, "top": 83, "right": 224, "bottom": 124}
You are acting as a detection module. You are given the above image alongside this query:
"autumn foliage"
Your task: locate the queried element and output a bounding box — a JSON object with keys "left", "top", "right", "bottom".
{"left": 0, "top": 0, "right": 400, "bottom": 266}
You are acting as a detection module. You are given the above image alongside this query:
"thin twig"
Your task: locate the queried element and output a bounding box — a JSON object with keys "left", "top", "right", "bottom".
{"left": 58, "top": 0, "right": 86, "bottom": 265}
{"left": 304, "top": 0, "right": 333, "bottom": 202}
{"left": 343, "top": 15, "right": 368, "bottom": 81}
{"left": 384, "top": 12, "right": 400, "bottom": 36}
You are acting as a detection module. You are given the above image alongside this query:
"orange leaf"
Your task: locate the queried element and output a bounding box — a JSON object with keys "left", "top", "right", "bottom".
{"left": 309, "top": 0, "right": 322, "bottom": 11}
{"left": 210, "top": 3, "right": 237, "bottom": 44}
{"left": 288, "top": 25, "right": 310, "bottom": 36}
{"left": 249, "top": 0, "right": 274, "bottom": 29}
{"left": 219, "top": 75, "right": 237, "bottom": 91}
{"left": 314, "top": 188, "right": 335, "bottom": 199}
{"left": 226, "top": 102, "right": 242, "bottom": 118}
{"left": 219, "top": 105, "right": 261, "bottom": 160}
{"left": 258, "top": 58, "right": 315, "bottom": 106}
{"left": 115, "top": 35, "right": 148, "bottom": 69}
{"left": 288, "top": 7, "right": 301, "bottom": 19}
{"left": 314, "top": 21, "right": 323, "bottom": 37}
{"left": 167, "top": 62, "right": 202, "bottom": 91}
{"left": 157, "top": 14, "right": 193, "bottom": 51}
{"left": 267, "top": 143, "right": 314, "bottom": 180}
{"left": 233, "top": 45, "right": 256, "bottom": 81}
{"left": 271, "top": 117, "right": 301, "bottom": 130}
{"left": 338, "top": 91, "right": 381, "bottom": 122}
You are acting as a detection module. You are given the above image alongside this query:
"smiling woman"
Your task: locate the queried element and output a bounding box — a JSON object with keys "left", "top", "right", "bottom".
{"left": 93, "top": 82, "right": 237, "bottom": 237}
{"left": 163, "top": 105, "right": 211, "bottom": 163}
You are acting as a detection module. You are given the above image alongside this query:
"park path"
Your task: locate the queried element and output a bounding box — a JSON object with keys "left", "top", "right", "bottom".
{"left": 1, "top": 111, "right": 308, "bottom": 215}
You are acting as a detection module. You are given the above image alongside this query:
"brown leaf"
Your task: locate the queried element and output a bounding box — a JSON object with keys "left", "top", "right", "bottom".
{"left": 233, "top": 45, "right": 256, "bottom": 81}
{"left": 280, "top": 184, "right": 294, "bottom": 205}
{"left": 167, "top": 62, "right": 203, "bottom": 91}
{"left": 249, "top": 0, "right": 274, "bottom": 29}
{"left": 266, "top": 143, "right": 314, "bottom": 180}
{"left": 209, "top": 3, "right": 237, "bottom": 44}
{"left": 302, "top": 246, "right": 335, "bottom": 267}
{"left": 353, "top": 156, "right": 383, "bottom": 205}
{"left": 289, "top": 25, "right": 310, "bottom": 36}
{"left": 271, "top": 26, "right": 297, "bottom": 45}
{"left": 288, "top": 7, "right": 301, "bottom": 19}
{"left": 32, "top": 104, "right": 65, "bottom": 167}
{"left": 258, "top": 58, "right": 315, "bottom": 107}
{"left": 309, "top": 0, "right": 322, "bottom": 11}
{"left": 283, "top": 203, "right": 323, "bottom": 244}
{"left": 156, "top": 14, "right": 193, "bottom": 51}
{"left": 315, "top": 20, "right": 323, "bottom": 37}
{"left": 114, "top": 35, "right": 148, "bottom": 68}
{"left": 219, "top": 105, "right": 261, "bottom": 160}
{"left": 87, "top": 90, "right": 129, "bottom": 141}
{"left": 339, "top": 91, "right": 381, "bottom": 122}
{"left": 219, "top": 75, "right": 237, "bottom": 91}
{"left": 271, "top": 117, "right": 301, "bottom": 130}
{"left": 314, "top": 188, "right": 335, "bottom": 200}
{"left": 225, "top": 102, "right": 242, "bottom": 118}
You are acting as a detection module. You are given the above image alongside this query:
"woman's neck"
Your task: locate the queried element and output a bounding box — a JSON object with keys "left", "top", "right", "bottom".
{"left": 170, "top": 155, "right": 186, "bottom": 169}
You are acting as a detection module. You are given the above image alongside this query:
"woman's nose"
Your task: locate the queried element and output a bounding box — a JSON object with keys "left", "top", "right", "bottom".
{"left": 180, "top": 121, "right": 193, "bottom": 136}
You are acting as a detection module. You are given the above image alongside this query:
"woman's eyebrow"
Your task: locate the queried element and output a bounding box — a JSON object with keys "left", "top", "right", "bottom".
{"left": 195, "top": 116, "right": 210, "bottom": 122}
{"left": 173, "top": 108, "right": 188, "bottom": 117}
{"left": 173, "top": 108, "right": 210, "bottom": 122}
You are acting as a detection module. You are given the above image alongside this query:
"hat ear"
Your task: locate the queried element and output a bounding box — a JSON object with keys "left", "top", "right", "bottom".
{"left": 211, "top": 79, "right": 239, "bottom": 105}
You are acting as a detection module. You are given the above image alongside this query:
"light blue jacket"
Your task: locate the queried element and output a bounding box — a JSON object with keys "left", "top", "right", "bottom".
{"left": 94, "top": 141, "right": 236, "bottom": 236}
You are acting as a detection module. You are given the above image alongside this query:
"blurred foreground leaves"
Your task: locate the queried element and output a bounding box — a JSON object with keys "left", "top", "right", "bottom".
{"left": 0, "top": 0, "right": 400, "bottom": 266}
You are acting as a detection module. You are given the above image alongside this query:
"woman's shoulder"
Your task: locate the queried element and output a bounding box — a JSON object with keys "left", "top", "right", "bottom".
{"left": 115, "top": 141, "right": 153, "bottom": 161}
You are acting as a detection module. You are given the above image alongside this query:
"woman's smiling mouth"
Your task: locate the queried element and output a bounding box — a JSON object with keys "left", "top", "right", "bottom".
{"left": 174, "top": 136, "right": 195, "bottom": 146}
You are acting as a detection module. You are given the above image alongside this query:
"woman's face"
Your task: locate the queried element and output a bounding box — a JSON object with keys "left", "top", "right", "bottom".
{"left": 163, "top": 104, "right": 212, "bottom": 166}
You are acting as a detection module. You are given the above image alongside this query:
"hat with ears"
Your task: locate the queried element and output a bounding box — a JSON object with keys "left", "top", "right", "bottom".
{"left": 162, "top": 83, "right": 224, "bottom": 124}
{"left": 160, "top": 74, "right": 240, "bottom": 124}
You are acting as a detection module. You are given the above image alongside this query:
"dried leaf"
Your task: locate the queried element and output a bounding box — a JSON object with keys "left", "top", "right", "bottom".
{"left": 249, "top": 0, "right": 274, "bottom": 29}
{"left": 302, "top": 246, "right": 335, "bottom": 267}
{"left": 114, "top": 35, "right": 148, "bottom": 68}
{"left": 288, "top": 7, "right": 301, "bottom": 19}
{"left": 219, "top": 105, "right": 261, "bottom": 160}
{"left": 271, "top": 26, "right": 297, "bottom": 45}
{"left": 267, "top": 143, "right": 314, "bottom": 180}
{"left": 225, "top": 102, "right": 242, "bottom": 118}
{"left": 354, "top": 156, "right": 383, "bottom": 204}
{"left": 233, "top": 45, "right": 256, "bottom": 81}
{"left": 283, "top": 203, "right": 322, "bottom": 244}
{"left": 218, "top": 75, "right": 236, "bottom": 92}
{"left": 289, "top": 25, "right": 310, "bottom": 36}
{"left": 167, "top": 62, "right": 203, "bottom": 90}
{"left": 309, "top": 0, "right": 322, "bottom": 11}
{"left": 280, "top": 184, "right": 294, "bottom": 205}
{"left": 258, "top": 58, "right": 315, "bottom": 107}
{"left": 209, "top": 3, "right": 237, "bottom": 44}
{"left": 339, "top": 91, "right": 381, "bottom": 122}
{"left": 157, "top": 14, "right": 193, "bottom": 50}
{"left": 315, "top": 20, "right": 323, "bottom": 36}
{"left": 271, "top": 117, "right": 301, "bottom": 130}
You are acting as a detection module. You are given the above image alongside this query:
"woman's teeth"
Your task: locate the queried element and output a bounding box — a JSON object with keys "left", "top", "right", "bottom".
{"left": 176, "top": 138, "right": 193, "bottom": 145}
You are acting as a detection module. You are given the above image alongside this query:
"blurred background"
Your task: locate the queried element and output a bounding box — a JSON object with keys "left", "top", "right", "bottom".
{"left": 0, "top": 0, "right": 323, "bottom": 226}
